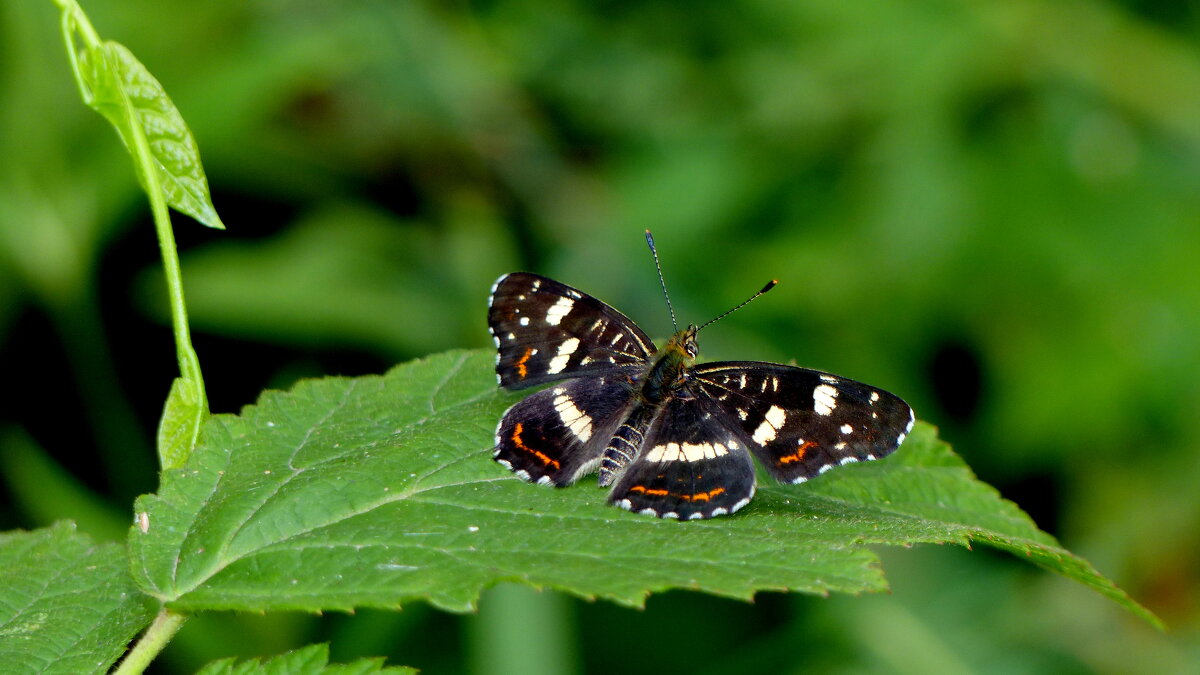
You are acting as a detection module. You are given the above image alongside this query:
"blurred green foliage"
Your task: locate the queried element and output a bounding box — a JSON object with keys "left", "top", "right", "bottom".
{"left": 1, "top": 0, "right": 1197, "bottom": 672}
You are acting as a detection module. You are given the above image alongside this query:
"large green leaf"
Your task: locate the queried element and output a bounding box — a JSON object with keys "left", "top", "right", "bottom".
{"left": 129, "top": 350, "right": 1157, "bottom": 627}
{"left": 0, "top": 522, "right": 156, "bottom": 674}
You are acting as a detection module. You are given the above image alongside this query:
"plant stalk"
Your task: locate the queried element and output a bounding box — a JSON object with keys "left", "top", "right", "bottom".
{"left": 56, "top": 0, "right": 210, "bottom": 455}
{"left": 113, "top": 608, "right": 187, "bottom": 675}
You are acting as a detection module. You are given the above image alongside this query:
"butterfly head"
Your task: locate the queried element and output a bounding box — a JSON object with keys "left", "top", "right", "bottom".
{"left": 666, "top": 326, "right": 700, "bottom": 361}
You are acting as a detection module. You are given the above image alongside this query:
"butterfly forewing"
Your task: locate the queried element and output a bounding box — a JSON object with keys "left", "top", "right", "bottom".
{"left": 489, "top": 272, "right": 656, "bottom": 389}
{"left": 608, "top": 395, "right": 756, "bottom": 519}
{"left": 690, "top": 362, "right": 914, "bottom": 484}
{"left": 494, "top": 375, "right": 635, "bottom": 486}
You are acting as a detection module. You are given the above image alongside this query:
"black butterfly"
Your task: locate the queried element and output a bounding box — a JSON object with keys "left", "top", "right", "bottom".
{"left": 487, "top": 234, "right": 913, "bottom": 520}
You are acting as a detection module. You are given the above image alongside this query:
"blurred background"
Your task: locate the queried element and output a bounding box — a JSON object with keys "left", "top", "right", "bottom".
{"left": 2, "top": 0, "right": 1197, "bottom": 672}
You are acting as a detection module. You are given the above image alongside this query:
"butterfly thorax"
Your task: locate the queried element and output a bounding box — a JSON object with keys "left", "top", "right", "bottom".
{"left": 638, "top": 327, "right": 699, "bottom": 405}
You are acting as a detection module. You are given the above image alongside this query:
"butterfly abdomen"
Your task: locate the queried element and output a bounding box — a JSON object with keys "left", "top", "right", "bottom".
{"left": 598, "top": 407, "right": 655, "bottom": 487}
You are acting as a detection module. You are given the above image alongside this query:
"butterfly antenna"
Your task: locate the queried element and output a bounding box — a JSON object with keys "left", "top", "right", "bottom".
{"left": 695, "top": 278, "right": 778, "bottom": 333}
{"left": 645, "top": 230, "right": 679, "bottom": 332}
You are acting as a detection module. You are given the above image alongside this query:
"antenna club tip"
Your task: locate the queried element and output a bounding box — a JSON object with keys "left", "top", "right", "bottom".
{"left": 761, "top": 279, "right": 779, "bottom": 293}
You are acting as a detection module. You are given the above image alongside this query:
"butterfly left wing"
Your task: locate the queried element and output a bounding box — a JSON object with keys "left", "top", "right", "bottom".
{"left": 488, "top": 272, "right": 656, "bottom": 390}
{"left": 608, "top": 394, "right": 757, "bottom": 520}
{"left": 494, "top": 374, "right": 636, "bottom": 486}
{"left": 690, "top": 362, "right": 914, "bottom": 484}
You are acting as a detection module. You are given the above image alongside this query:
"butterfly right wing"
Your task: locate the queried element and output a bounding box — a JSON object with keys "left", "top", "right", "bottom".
{"left": 488, "top": 272, "right": 657, "bottom": 390}
{"left": 607, "top": 393, "right": 757, "bottom": 520}
{"left": 690, "top": 362, "right": 914, "bottom": 484}
{"left": 494, "top": 374, "right": 636, "bottom": 485}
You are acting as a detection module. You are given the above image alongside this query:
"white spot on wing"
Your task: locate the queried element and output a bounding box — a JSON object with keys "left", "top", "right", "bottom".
{"left": 765, "top": 405, "right": 786, "bottom": 428}
{"left": 519, "top": 316, "right": 530, "bottom": 326}
{"left": 547, "top": 337, "right": 580, "bottom": 374}
{"left": 645, "top": 441, "right": 729, "bottom": 463}
{"left": 752, "top": 405, "right": 786, "bottom": 445}
{"left": 554, "top": 392, "right": 593, "bottom": 442}
{"left": 840, "top": 424, "right": 853, "bottom": 434}
{"left": 814, "top": 384, "right": 839, "bottom": 416}
{"left": 545, "top": 297, "right": 574, "bottom": 325}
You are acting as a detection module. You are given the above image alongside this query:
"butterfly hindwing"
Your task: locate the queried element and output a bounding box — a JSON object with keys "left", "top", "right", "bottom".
{"left": 608, "top": 394, "right": 756, "bottom": 520}
{"left": 488, "top": 272, "right": 656, "bottom": 390}
{"left": 691, "top": 362, "right": 914, "bottom": 484}
{"left": 494, "top": 374, "right": 635, "bottom": 486}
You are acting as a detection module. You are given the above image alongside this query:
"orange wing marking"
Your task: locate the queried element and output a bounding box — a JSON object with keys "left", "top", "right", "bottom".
{"left": 628, "top": 485, "right": 726, "bottom": 502}
{"left": 511, "top": 422, "right": 560, "bottom": 470}
{"left": 514, "top": 347, "right": 533, "bottom": 379}
{"left": 779, "top": 440, "right": 817, "bottom": 465}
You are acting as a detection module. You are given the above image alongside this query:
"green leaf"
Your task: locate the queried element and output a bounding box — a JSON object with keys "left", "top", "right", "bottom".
{"left": 77, "top": 40, "right": 224, "bottom": 230}
{"left": 196, "top": 643, "right": 415, "bottom": 675}
{"left": 129, "top": 350, "right": 1158, "bottom": 627}
{"left": 0, "top": 522, "right": 156, "bottom": 674}
{"left": 157, "top": 376, "right": 207, "bottom": 470}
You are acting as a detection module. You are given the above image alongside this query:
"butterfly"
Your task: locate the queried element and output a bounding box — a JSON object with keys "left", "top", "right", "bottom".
{"left": 487, "top": 232, "right": 914, "bottom": 519}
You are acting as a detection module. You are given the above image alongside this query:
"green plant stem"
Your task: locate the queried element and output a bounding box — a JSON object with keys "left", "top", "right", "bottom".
{"left": 113, "top": 608, "right": 187, "bottom": 675}
{"left": 56, "top": 0, "right": 210, "bottom": 459}
{"left": 54, "top": 0, "right": 100, "bottom": 101}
